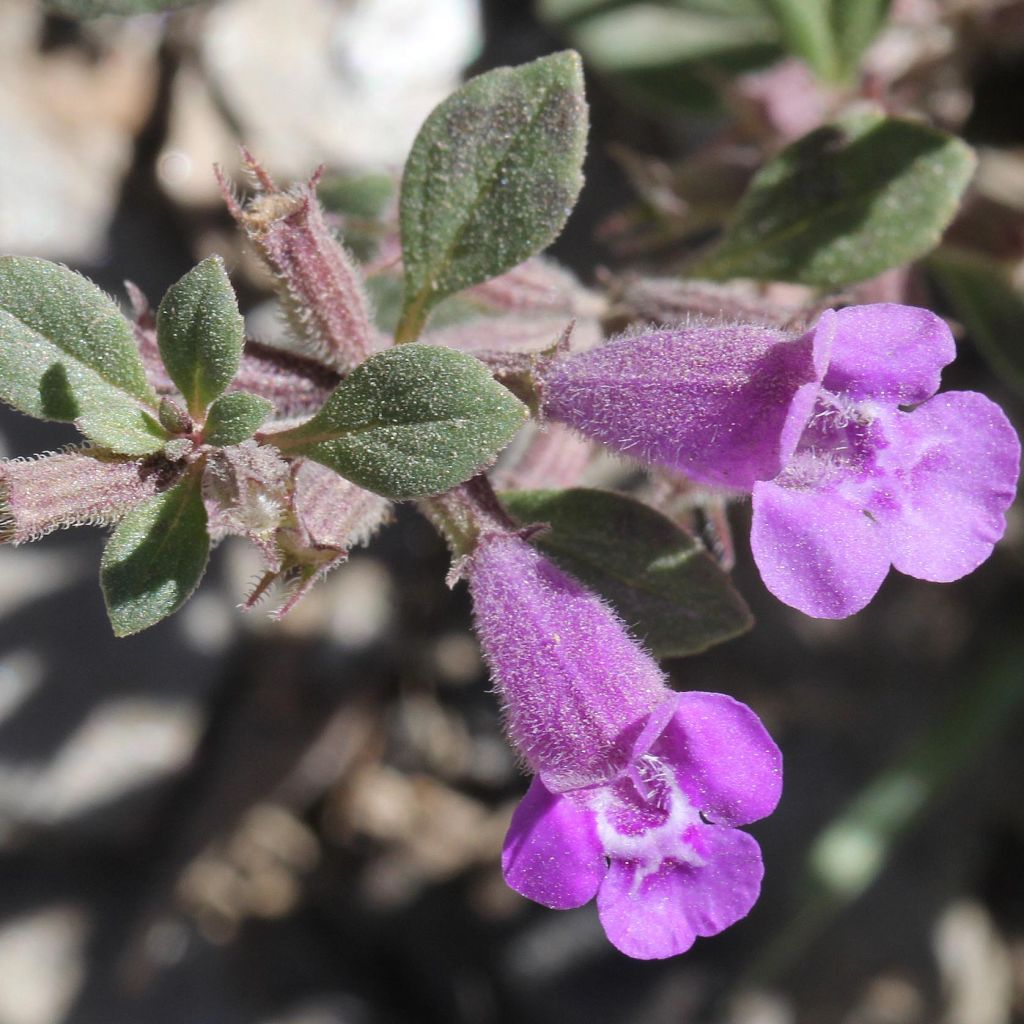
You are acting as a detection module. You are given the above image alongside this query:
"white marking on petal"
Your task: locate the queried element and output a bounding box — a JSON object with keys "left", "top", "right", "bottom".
{"left": 593, "top": 756, "right": 705, "bottom": 895}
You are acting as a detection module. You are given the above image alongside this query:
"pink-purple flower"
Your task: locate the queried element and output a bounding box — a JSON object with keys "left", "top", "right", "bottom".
{"left": 468, "top": 532, "right": 781, "bottom": 959}
{"left": 542, "top": 304, "right": 1021, "bottom": 618}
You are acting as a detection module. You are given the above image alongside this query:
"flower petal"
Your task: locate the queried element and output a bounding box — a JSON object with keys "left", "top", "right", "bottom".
{"left": 651, "top": 692, "right": 782, "bottom": 827}
{"left": 542, "top": 316, "right": 832, "bottom": 490}
{"left": 596, "top": 828, "right": 764, "bottom": 959}
{"left": 873, "top": 391, "right": 1020, "bottom": 582}
{"left": 502, "top": 777, "right": 606, "bottom": 910}
{"left": 823, "top": 304, "right": 955, "bottom": 405}
{"left": 751, "top": 479, "right": 891, "bottom": 617}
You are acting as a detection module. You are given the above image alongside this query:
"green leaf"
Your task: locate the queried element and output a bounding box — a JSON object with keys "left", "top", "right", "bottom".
{"left": 830, "top": 0, "right": 892, "bottom": 77}
{"left": 760, "top": 0, "right": 891, "bottom": 81}
{"left": 270, "top": 344, "right": 527, "bottom": 500}
{"left": 540, "top": 0, "right": 767, "bottom": 27}
{"left": 929, "top": 247, "right": 1024, "bottom": 400}
{"left": 156, "top": 256, "right": 245, "bottom": 418}
{"left": 573, "top": 3, "right": 777, "bottom": 72}
{"left": 44, "top": 0, "right": 202, "bottom": 15}
{"left": 539, "top": 1, "right": 779, "bottom": 115}
{"left": 396, "top": 51, "right": 588, "bottom": 342}
{"left": 761, "top": 0, "right": 838, "bottom": 80}
{"left": 692, "top": 109, "right": 976, "bottom": 288}
{"left": 0, "top": 257, "right": 166, "bottom": 455}
{"left": 100, "top": 470, "right": 210, "bottom": 637}
{"left": 501, "top": 488, "right": 753, "bottom": 658}
{"left": 203, "top": 391, "right": 273, "bottom": 447}
{"left": 537, "top": 0, "right": 625, "bottom": 23}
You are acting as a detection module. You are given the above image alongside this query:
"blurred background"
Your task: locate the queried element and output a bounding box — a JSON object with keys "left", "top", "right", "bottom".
{"left": 1, "top": 0, "right": 1024, "bottom": 1021}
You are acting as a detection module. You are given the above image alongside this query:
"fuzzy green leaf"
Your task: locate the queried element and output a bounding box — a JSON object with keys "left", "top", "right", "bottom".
{"left": 203, "top": 391, "right": 273, "bottom": 447}
{"left": 501, "top": 488, "right": 753, "bottom": 658}
{"left": 929, "top": 247, "right": 1024, "bottom": 400}
{"left": 396, "top": 51, "right": 588, "bottom": 342}
{"left": 157, "top": 256, "right": 245, "bottom": 418}
{"left": 270, "top": 345, "right": 527, "bottom": 500}
{"left": 100, "top": 470, "right": 210, "bottom": 637}
{"left": 693, "top": 110, "right": 975, "bottom": 288}
{"left": 0, "top": 257, "right": 166, "bottom": 455}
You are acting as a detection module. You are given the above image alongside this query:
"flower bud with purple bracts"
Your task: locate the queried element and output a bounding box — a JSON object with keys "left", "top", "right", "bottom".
{"left": 263, "top": 459, "right": 393, "bottom": 619}
{"left": 467, "top": 532, "right": 781, "bottom": 959}
{"left": 204, "top": 446, "right": 391, "bottom": 618}
{"left": 219, "top": 154, "right": 376, "bottom": 373}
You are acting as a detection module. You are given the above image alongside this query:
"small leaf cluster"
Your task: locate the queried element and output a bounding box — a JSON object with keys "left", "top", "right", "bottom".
{"left": 0, "top": 53, "right": 588, "bottom": 637}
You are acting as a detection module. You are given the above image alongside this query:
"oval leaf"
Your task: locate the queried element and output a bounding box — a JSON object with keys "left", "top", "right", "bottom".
{"left": 157, "top": 256, "right": 245, "bottom": 418}
{"left": 0, "top": 257, "right": 165, "bottom": 455}
{"left": 692, "top": 109, "right": 976, "bottom": 288}
{"left": 501, "top": 487, "right": 752, "bottom": 658}
{"left": 100, "top": 470, "right": 210, "bottom": 637}
{"left": 396, "top": 51, "right": 588, "bottom": 341}
{"left": 270, "top": 345, "right": 527, "bottom": 500}
{"left": 203, "top": 391, "right": 273, "bottom": 447}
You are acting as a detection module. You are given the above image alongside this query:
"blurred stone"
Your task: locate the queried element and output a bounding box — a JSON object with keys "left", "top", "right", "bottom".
{"left": 179, "top": 591, "right": 238, "bottom": 656}
{"left": 0, "top": 1, "right": 159, "bottom": 260}
{"left": 933, "top": 902, "right": 1013, "bottom": 1024}
{"left": 178, "top": 803, "right": 321, "bottom": 938}
{"left": 432, "top": 631, "right": 481, "bottom": 687}
{"left": 0, "top": 697, "right": 201, "bottom": 829}
{"left": 261, "top": 994, "right": 371, "bottom": 1024}
{"left": 726, "top": 991, "right": 795, "bottom": 1024}
{"left": 199, "top": 0, "right": 482, "bottom": 190}
{"left": 158, "top": 62, "right": 240, "bottom": 207}
{"left": 0, "top": 650, "right": 45, "bottom": 728}
{"left": 331, "top": 766, "right": 508, "bottom": 908}
{"left": 0, "top": 906, "right": 87, "bottom": 1024}
{"left": 321, "top": 557, "right": 393, "bottom": 647}
{"left": 503, "top": 906, "right": 608, "bottom": 982}
{"left": 842, "top": 974, "right": 926, "bottom": 1024}
{"left": 0, "top": 547, "right": 87, "bottom": 618}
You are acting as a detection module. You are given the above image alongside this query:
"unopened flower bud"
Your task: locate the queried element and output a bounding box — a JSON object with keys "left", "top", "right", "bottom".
{"left": 220, "top": 155, "right": 376, "bottom": 373}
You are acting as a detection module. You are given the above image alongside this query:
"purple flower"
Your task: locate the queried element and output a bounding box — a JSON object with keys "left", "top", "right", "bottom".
{"left": 543, "top": 304, "right": 1021, "bottom": 618}
{"left": 543, "top": 318, "right": 832, "bottom": 491}
{"left": 468, "top": 533, "right": 781, "bottom": 959}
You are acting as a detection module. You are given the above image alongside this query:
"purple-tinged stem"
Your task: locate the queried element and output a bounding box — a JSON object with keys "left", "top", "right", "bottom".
{"left": 232, "top": 340, "right": 340, "bottom": 420}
